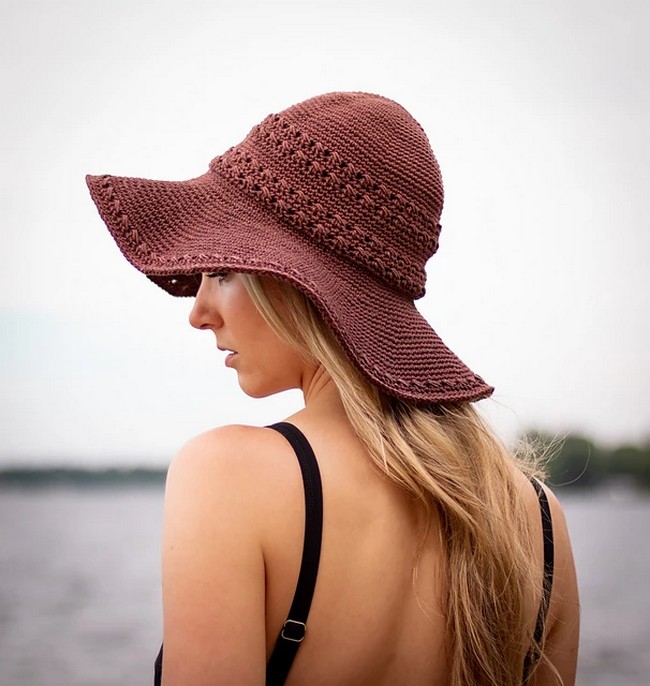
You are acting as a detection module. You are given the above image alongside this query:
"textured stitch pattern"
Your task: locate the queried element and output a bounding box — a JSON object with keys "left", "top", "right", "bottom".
{"left": 211, "top": 111, "right": 442, "bottom": 299}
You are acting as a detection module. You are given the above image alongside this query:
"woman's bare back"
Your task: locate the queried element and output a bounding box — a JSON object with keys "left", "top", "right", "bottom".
{"left": 161, "top": 407, "right": 578, "bottom": 685}
{"left": 262, "top": 412, "right": 448, "bottom": 685}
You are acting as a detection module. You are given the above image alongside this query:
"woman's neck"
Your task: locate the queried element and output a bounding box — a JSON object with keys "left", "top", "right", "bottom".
{"left": 301, "top": 365, "right": 346, "bottom": 418}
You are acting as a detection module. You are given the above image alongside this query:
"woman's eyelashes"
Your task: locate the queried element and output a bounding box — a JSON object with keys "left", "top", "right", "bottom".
{"left": 205, "top": 271, "right": 229, "bottom": 284}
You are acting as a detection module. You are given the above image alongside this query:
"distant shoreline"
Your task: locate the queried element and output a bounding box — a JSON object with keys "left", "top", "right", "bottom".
{"left": 0, "top": 464, "right": 647, "bottom": 495}
{"left": 0, "top": 466, "right": 167, "bottom": 488}
{"left": 1, "top": 431, "right": 648, "bottom": 490}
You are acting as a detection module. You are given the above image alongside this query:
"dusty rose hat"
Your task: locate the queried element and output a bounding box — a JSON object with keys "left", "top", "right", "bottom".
{"left": 86, "top": 92, "right": 493, "bottom": 404}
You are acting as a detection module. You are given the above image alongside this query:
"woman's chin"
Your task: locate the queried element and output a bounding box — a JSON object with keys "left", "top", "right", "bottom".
{"left": 237, "top": 376, "right": 296, "bottom": 399}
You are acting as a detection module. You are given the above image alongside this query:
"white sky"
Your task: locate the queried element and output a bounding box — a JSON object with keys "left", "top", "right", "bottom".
{"left": 0, "top": 0, "right": 648, "bottom": 465}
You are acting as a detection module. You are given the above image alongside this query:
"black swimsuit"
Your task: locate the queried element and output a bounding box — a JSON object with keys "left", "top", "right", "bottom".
{"left": 154, "top": 422, "right": 554, "bottom": 685}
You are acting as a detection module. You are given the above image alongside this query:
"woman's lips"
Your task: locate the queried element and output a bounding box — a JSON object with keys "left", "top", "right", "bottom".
{"left": 217, "top": 345, "right": 238, "bottom": 367}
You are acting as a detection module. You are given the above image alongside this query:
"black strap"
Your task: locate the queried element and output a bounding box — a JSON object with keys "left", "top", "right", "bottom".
{"left": 522, "top": 477, "right": 555, "bottom": 682}
{"left": 153, "top": 644, "right": 162, "bottom": 686}
{"left": 265, "top": 422, "right": 324, "bottom": 686}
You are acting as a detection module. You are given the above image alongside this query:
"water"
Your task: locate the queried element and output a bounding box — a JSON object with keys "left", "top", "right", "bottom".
{"left": 0, "top": 488, "right": 163, "bottom": 685}
{"left": 0, "top": 487, "right": 648, "bottom": 685}
{"left": 562, "top": 491, "right": 650, "bottom": 685}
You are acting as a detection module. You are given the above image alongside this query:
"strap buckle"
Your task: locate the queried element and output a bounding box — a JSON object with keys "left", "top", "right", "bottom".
{"left": 281, "top": 619, "right": 306, "bottom": 643}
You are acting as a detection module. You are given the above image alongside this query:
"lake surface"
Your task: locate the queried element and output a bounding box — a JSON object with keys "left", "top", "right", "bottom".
{"left": 0, "top": 486, "right": 648, "bottom": 685}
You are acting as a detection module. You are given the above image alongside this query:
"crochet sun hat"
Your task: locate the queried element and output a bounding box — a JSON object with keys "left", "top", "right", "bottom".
{"left": 86, "top": 91, "right": 493, "bottom": 404}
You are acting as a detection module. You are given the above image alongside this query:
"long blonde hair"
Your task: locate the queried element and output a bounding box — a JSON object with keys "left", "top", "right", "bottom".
{"left": 241, "top": 273, "right": 555, "bottom": 686}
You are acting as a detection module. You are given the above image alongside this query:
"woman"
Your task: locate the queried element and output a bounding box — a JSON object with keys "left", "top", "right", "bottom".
{"left": 86, "top": 92, "right": 579, "bottom": 685}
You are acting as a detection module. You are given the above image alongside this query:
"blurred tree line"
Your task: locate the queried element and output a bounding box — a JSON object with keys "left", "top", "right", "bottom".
{"left": 522, "top": 430, "right": 650, "bottom": 490}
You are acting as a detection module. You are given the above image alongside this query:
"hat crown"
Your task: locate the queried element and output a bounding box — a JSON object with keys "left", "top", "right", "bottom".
{"left": 211, "top": 92, "right": 444, "bottom": 299}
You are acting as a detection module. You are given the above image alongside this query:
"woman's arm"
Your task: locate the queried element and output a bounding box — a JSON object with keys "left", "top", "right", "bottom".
{"left": 160, "top": 426, "right": 268, "bottom": 685}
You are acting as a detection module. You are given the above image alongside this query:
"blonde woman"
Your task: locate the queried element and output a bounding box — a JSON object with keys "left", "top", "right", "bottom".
{"left": 87, "top": 92, "right": 579, "bottom": 685}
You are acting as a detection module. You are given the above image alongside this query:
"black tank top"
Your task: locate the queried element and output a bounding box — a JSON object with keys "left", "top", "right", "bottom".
{"left": 153, "top": 422, "right": 554, "bottom": 685}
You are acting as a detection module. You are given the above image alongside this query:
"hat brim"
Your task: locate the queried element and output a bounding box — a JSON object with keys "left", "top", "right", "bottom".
{"left": 86, "top": 170, "right": 493, "bottom": 404}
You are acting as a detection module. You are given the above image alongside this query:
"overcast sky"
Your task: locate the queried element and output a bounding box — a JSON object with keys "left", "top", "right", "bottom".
{"left": 0, "top": 0, "right": 647, "bottom": 465}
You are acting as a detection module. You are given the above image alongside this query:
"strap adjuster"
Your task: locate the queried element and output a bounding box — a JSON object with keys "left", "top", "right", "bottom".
{"left": 281, "top": 619, "right": 306, "bottom": 643}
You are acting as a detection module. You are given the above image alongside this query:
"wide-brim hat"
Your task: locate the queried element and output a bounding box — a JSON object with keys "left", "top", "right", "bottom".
{"left": 86, "top": 92, "right": 493, "bottom": 404}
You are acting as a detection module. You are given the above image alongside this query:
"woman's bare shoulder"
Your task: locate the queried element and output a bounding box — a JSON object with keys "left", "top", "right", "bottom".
{"left": 538, "top": 482, "right": 580, "bottom": 681}
{"left": 510, "top": 469, "right": 580, "bottom": 685}
{"left": 160, "top": 424, "right": 299, "bottom": 683}
{"left": 163, "top": 423, "right": 305, "bottom": 551}
{"left": 510, "top": 468, "right": 576, "bottom": 557}
{"left": 168, "top": 423, "right": 297, "bottom": 489}
{"left": 172, "top": 423, "right": 286, "bottom": 462}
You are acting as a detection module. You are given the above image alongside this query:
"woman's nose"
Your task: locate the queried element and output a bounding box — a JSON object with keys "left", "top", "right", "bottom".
{"left": 189, "top": 281, "right": 223, "bottom": 330}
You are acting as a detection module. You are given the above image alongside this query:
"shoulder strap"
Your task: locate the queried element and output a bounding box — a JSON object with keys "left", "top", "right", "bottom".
{"left": 522, "top": 477, "right": 555, "bottom": 682}
{"left": 265, "top": 422, "right": 324, "bottom": 686}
